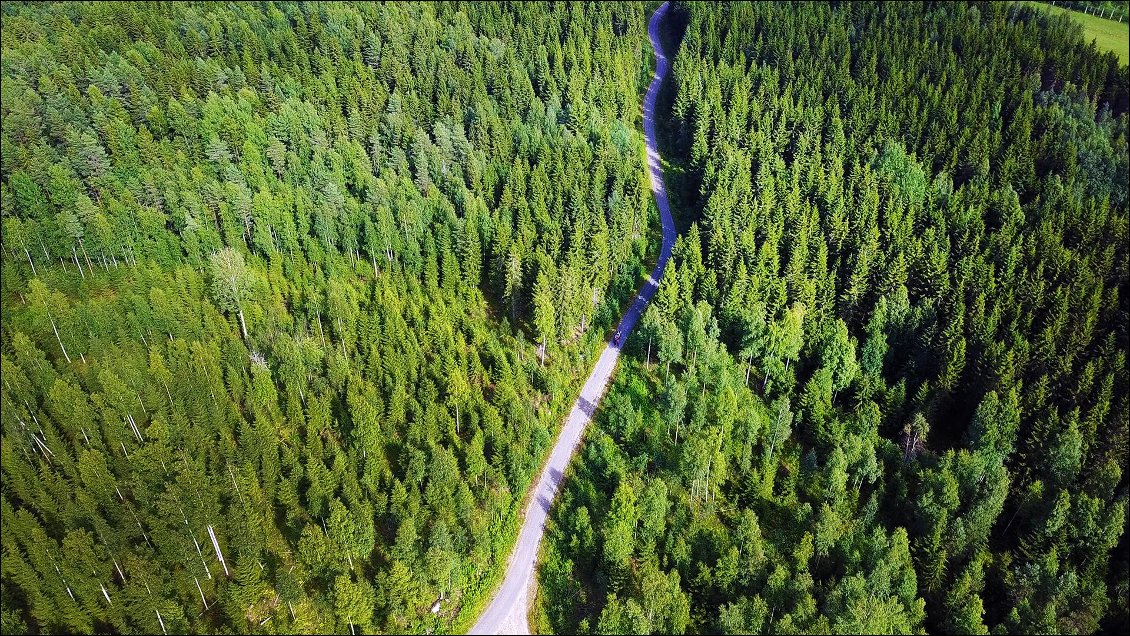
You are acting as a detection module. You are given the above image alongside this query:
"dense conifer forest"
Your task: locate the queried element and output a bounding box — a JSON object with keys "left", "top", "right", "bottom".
{"left": 535, "top": 1, "right": 1128, "bottom": 635}
{"left": 0, "top": 1, "right": 658, "bottom": 632}
{"left": 2, "top": 1, "right": 1128, "bottom": 635}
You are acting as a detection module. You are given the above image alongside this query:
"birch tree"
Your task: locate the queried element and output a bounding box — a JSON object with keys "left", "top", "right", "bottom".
{"left": 209, "top": 247, "right": 253, "bottom": 340}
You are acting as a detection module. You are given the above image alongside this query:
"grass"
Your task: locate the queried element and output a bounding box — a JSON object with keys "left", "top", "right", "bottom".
{"left": 1022, "top": 1, "right": 1130, "bottom": 64}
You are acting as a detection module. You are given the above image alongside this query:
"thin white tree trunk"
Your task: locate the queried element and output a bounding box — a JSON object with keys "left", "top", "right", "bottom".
{"left": 73, "top": 246, "right": 85, "bottom": 279}
{"left": 238, "top": 308, "right": 248, "bottom": 340}
{"left": 195, "top": 576, "right": 209, "bottom": 609}
{"left": 46, "top": 309, "right": 72, "bottom": 364}
{"left": 207, "top": 525, "right": 230, "bottom": 576}
{"left": 80, "top": 241, "right": 94, "bottom": 276}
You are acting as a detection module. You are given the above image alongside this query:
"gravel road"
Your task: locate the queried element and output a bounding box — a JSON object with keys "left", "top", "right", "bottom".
{"left": 468, "top": 4, "right": 674, "bottom": 633}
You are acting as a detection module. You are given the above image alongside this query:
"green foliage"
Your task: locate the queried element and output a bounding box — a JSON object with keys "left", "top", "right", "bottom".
{"left": 537, "top": 1, "right": 1128, "bottom": 634}
{"left": 0, "top": 1, "right": 657, "bottom": 633}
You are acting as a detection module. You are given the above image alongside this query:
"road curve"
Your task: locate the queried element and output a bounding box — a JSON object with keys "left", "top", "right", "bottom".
{"left": 468, "top": 3, "right": 675, "bottom": 634}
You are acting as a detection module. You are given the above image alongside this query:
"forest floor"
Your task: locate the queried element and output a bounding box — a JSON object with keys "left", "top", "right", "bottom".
{"left": 1022, "top": 1, "right": 1130, "bottom": 63}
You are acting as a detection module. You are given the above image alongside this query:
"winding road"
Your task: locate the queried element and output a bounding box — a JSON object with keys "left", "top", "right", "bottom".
{"left": 468, "top": 3, "right": 675, "bottom": 634}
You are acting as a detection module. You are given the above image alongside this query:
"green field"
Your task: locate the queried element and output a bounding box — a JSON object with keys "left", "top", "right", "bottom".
{"left": 1024, "top": 1, "right": 1130, "bottom": 63}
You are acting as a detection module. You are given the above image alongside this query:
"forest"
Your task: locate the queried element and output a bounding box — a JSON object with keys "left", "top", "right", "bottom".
{"left": 0, "top": 1, "right": 659, "bottom": 633}
{"left": 2, "top": 1, "right": 1128, "bottom": 635}
{"left": 534, "top": 1, "right": 1129, "bottom": 635}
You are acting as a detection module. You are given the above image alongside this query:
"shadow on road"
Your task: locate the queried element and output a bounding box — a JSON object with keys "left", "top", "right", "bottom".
{"left": 578, "top": 396, "right": 596, "bottom": 417}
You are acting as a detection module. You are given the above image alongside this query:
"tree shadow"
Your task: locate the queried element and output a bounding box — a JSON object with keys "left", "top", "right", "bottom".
{"left": 578, "top": 396, "right": 596, "bottom": 418}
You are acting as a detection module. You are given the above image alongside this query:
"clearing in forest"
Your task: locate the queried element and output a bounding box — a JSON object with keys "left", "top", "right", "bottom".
{"left": 1023, "top": 1, "right": 1130, "bottom": 63}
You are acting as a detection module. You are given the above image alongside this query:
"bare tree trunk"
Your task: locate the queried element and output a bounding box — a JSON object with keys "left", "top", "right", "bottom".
{"left": 73, "top": 246, "right": 85, "bottom": 279}
{"left": 46, "top": 308, "right": 72, "bottom": 364}
{"left": 767, "top": 407, "right": 785, "bottom": 464}
{"left": 195, "top": 576, "right": 209, "bottom": 609}
{"left": 207, "top": 525, "right": 230, "bottom": 576}
{"left": 190, "top": 531, "right": 211, "bottom": 579}
{"left": 646, "top": 336, "right": 652, "bottom": 370}
{"left": 24, "top": 248, "right": 37, "bottom": 276}
{"left": 83, "top": 249, "right": 93, "bottom": 276}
